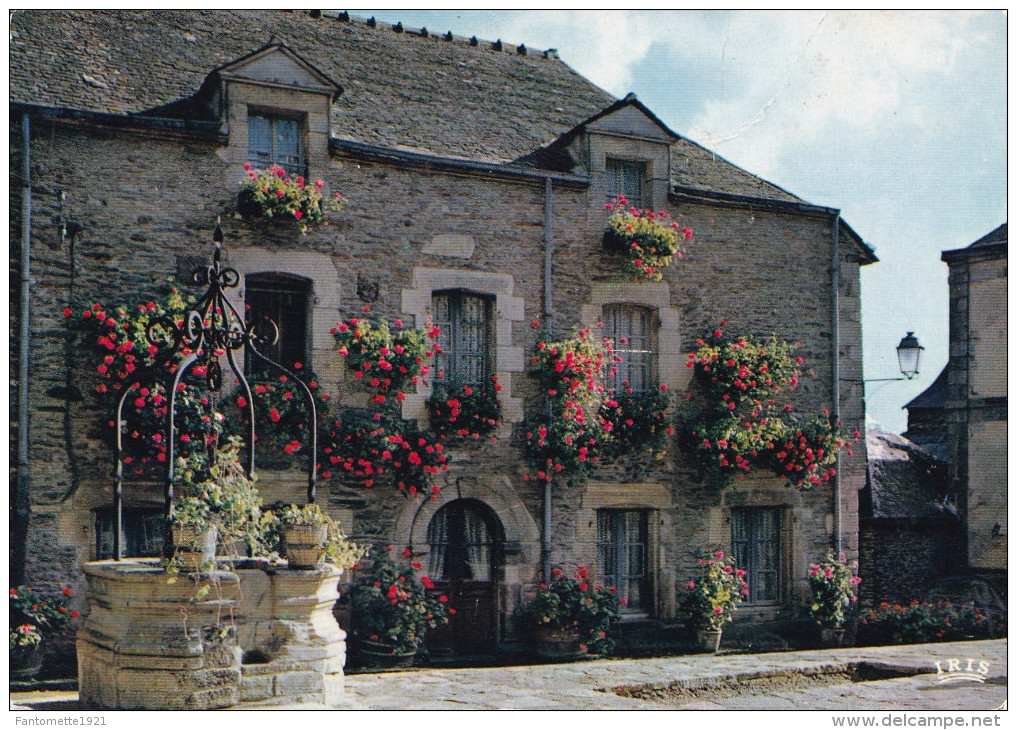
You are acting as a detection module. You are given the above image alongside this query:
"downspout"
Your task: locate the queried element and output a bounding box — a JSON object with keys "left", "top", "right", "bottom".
{"left": 542, "top": 177, "right": 554, "bottom": 581}
{"left": 14, "top": 113, "right": 32, "bottom": 584}
{"left": 831, "top": 212, "right": 842, "bottom": 555}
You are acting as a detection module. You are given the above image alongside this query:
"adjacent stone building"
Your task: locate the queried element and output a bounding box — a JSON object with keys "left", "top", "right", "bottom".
{"left": 10, "top": 10, "right": 875, "bottom": 656}
{"left": 902, "top": 224, "right": 1007, "bottom": 594}
{"left": 858, "top": 430, "right": 958, "bottom": 606}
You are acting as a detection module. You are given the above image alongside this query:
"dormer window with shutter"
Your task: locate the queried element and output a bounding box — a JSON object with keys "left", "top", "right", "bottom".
{"left": 248, "top": 111, "right": 306, "bottom": 174}
{"left": 606, "top": 159, "right": 646, "bottom": 209}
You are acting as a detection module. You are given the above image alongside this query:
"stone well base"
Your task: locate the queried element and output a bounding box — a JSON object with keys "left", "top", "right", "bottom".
{"left": 78, "top": 559, "right": 242, "bottom": 710}
{"left": 232, "top": 562, "right": 346, "bottom": 707}
{"left": 77, "top": 559, "right": 348, "bottom": 709}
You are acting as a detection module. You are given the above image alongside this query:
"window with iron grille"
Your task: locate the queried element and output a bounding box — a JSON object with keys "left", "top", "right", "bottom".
{"left": 603, "top": 304, "right": 656, "bottom": 394}
{"left": 248, "top": 111, "right": 306, "bottom": 173}
{"left": 597, "top": 509, "right": 650, "bottom": 613}
{"left": 606, "top": 158, "right": 646, "bottom": 209}
{"left": 732, "top": 507, "right": 782, "bottom": 604}
{"left": 432, "top": 291, "right": 493, "bottom": 390}
{"left": 244, "top": 274, "right": 311, "bottom": 375}
{"left": 95, "top": 508, "right": 164, "bottom": 560}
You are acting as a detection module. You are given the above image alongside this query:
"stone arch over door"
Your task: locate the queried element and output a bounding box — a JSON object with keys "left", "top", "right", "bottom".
{"left": 392, "top": 475, "right": 541, "bottom": 645}
{"left": 393, "top": 475, "right": 540, "bottom": 572}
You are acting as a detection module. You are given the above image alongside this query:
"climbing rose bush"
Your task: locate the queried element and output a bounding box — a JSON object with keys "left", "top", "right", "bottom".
{"left": 332, "top": 312, "right": 437, "bottom": 399}
{"left": 237, "top": 164, "right": 343, "bottom": 234}
{"left": 808, "top": 552, "right": 861, "bottom": 629}
{"left": 75, "top": 282, "right": 233, "bottom": 472}
{"left": 601, "top": 386, "right": 673, "bottom": 462}
{"left": 604, "top": 195, "right": 692, "bottom": 281}
{"left": 524, "top": 327, "right": 613, "bottom": 482}
{"left": 10, "top": 585, "right": 79, "bottom": 661}
{"left": 677, "top": 322, "right": 859, "bottom": 488}
{"left": 427, "top": 378, "right": 503, "bottom": 443}
{"left": 681, "top": 549, "right": 748, "bottom": 631}
{"left": 859, "top": 601, "right": 1006, "bottom": 645}
{"left": 243, "top": 367, "right": 332, "bottom": 461}
{"left": 329, "top": 309, "right": 448, "bottom": 498}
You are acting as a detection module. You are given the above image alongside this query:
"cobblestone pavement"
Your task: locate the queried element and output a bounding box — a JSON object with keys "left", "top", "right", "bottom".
{"left": 10, "top": 639, "right": 1006, "bottom": 711}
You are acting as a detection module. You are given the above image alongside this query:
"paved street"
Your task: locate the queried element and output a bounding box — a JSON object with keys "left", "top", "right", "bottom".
{"left": 10, "top": 639, "right": 1006, "bottom": 711}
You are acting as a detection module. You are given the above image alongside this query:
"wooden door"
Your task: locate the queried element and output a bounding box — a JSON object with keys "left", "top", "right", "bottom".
{"left": 425, "top": 500, "right": 501, "bottom": 656}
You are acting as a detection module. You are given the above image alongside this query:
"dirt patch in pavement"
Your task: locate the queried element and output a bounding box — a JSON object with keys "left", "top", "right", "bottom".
{"left": 611, "top": 662, "right": 933, "bottom": 706}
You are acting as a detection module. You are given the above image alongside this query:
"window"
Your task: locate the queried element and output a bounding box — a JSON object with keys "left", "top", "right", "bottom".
{"left": 732, "top": 508, "right": 782, "bottom": 604}
{"left": 597, "top": 509, "right": 650, "bottom": 613}
{"left": 426, "top": 500, "right": 496, "bottom": 581}
{"left": 245, "top": 274, "right": 311, "bottom": 375}
{"left": 603, "top": 304, "right": 655, "bottom": 394}
{"left": 606, "top": 158, "right": 645, "bottom": 209}
{"left": 248, "top": 111, "right": 305, "bottom": 172}
{"left": 95, "top": 508, "right": 164, "bottom": 560}
{"left": 432, "top": 291, "right": 493, "bottom": 389}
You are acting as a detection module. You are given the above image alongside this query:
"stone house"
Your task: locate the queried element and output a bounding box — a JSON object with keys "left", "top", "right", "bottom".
{"left": 901, "top": 224, "right": 1007, "bottom": 595}
{"left": 858, "top": 429, "right": 958, "bottom": 606}
{"left": 10, "top": 9, "right": 875, "bottom": 656}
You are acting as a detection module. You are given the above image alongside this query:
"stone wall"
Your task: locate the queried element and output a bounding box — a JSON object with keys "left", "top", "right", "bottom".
{"left": 858, "top": 520, "right": 963, "bottom": 607}
{"left": 942, "top": 245, "right": 1007, "bottom": 575}
{"left": 12, "top": 116, "right": 869, "bottom": 643}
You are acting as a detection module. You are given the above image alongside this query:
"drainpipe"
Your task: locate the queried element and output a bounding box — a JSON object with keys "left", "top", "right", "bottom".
{"left": 831, "top": 212, "right": 842, "bottom": 555}
{"left": 542, "top": 177, "right": 554, "bottom": 581}
{"left": 14, "top": 112, "right": 32, "bottom": 584}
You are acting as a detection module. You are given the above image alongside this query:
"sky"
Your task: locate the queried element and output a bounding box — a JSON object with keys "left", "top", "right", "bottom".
{"left": 356, "top": 9, "right": 1007, "bottom": 433}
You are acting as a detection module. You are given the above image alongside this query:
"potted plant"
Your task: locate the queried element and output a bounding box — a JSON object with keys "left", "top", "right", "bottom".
{"left": 274, "top": 503, "right": 364, "bottom": 571}
{"left": 168, "top": 496, "right": 217, "bottom": 573}
{"left": 808, "top": 552, "right": 861, "bottom": 646}
{"left": 350, "top": 548, "right": 450, "bottom": 667}
{"left": 515, "top": 565, "right": 622, "bottom": 660}
{"left": 9, "top": 585, "right": 79, "bottom": 680}
{"left": 237, "top": 164, "right": 343, "bottom": 234}
{"left": 681, "top": 549, "right": 748, "bottom": 653}
{"left": 167, "top": 437, "right": 271, "bottom": 572}
{"left": 603, "top": 195, "right": 692, "bottom": 281}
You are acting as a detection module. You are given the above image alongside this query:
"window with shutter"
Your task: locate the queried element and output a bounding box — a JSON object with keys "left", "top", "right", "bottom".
{"left": 432, "top": 291, "right": 493, "bottom": 390}
{"left": 603, "top": 304, "right": 656, "bottom": 394}
{"left": 248, "top": 111, "right": 306, "bottom": 173}
{"left": 606, "top": 159, "right": 646, "bottom": 209}
{"left": 732, "top": 508, "right": 782, "bottom": 604}
{"left": 244, "top": 274, "right": 311, "bottom": 374}
{"left": 597, "top": 509, "right": 650, "bottom": 613}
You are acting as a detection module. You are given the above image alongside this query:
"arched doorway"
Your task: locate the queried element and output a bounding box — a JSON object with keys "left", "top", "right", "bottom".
{"left": 425, "top": 499, "right": 503, "bottom": 656}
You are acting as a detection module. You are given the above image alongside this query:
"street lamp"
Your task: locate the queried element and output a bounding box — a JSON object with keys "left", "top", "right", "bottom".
{"left": 864, "top": 331, "right": 925, "bottom": 383}
{"left": 895, "top": 331, "right": 924, "bottom": 380}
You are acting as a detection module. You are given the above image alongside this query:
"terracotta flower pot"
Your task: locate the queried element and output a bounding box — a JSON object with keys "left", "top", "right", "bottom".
{"left": 532, "top": 627, "right": 588, "bottom": 661}
{"left": 171, "top": 524, "right": 217, "bottom": 573}
{"left": 358, "top": 639, "right": 416, "bottom": 668}
{"left": 284, "top": 524, "right": 329, "bottom": 569}
{"left": 10, "top": 644, "right": 44, "bottom": 681}
{"left": 819, "top": 627, "right": 846, "bottom": 648}
{"left": 697, "top": 629, "right": 723, "bottom": 654}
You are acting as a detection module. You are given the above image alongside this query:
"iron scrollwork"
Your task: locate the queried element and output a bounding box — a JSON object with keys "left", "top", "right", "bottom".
{"left": 111, "top": 222, "right": 318, "bottom": 560}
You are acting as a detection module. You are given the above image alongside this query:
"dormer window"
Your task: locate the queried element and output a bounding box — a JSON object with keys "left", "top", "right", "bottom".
{"left": 606, "top": 159, "right": 646, "bottom": 209}
{"left": 248, "top": 111, "right": 305, "bottom": 173}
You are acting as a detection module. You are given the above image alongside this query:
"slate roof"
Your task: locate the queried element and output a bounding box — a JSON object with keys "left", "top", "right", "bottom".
{"left": 865, "top": 430, "right": 951, "bottom": 520}
{"left": 905, "top": 366, "right": 949, "bottom": 412}
{"left": 10, "top": 9, "right": 817, "bottom": 206}
{"left": 969, "top": 223, "right": 1007, "bottom": 249}
{"left": 943, "top": 222, "right": 1008, "bottom": 262}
